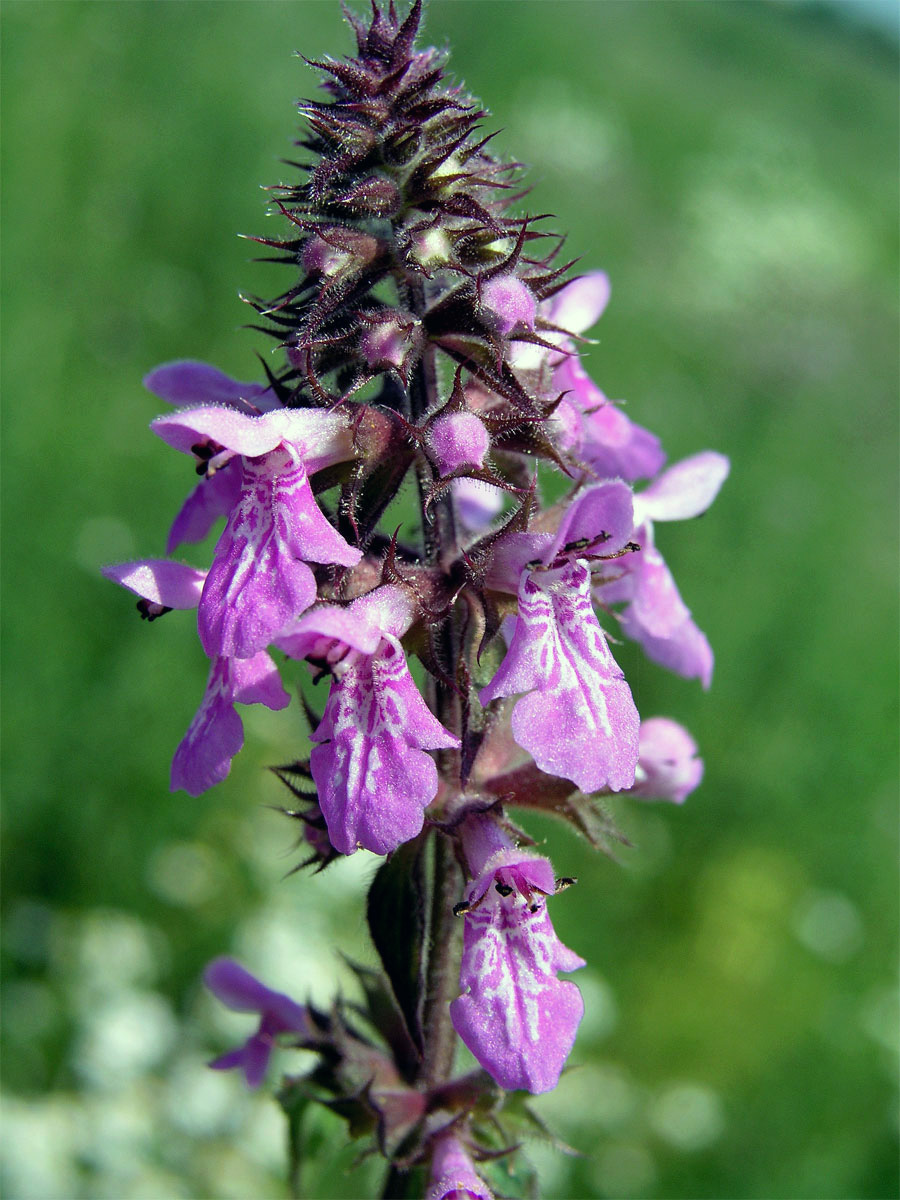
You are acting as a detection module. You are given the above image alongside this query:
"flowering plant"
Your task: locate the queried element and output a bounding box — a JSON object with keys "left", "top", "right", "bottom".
{"left": 105, "top": 3, "right": 727, "bottom": 1194}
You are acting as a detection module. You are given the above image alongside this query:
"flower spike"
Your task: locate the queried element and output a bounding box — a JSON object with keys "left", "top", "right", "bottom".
{"left": 107, "top": 4, "right": 727, "bottom": 1189}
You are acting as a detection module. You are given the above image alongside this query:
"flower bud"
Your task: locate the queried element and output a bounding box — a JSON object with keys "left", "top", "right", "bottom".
{"left": 408, "top": 226, "right": 453, "bottom": 269}
{"left": 629, "top": 717, "right": 703, "bottom": 804}
{"left": 359, "top": 314, "right": 421, "bottom": 373}
{"left": 427, "top": 411, "right": 490, "bottom": 475}
{"left": 481, "top": 274, "right": 536, "bottom": 336}
{"left": 302, "top": 236, "right": 353, "bottom": 278}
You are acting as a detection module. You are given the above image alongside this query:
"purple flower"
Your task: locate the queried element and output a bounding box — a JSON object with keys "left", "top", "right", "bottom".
{"left": 102, "top": 558, "right": 289, "bottom": 794}
{"left": 277, "top": 587, "right": 459, "bottom": 855}
{"left": 449, "top": 815, "right": 584, "bottom": 1094}
{"left": 171, "top": 650, "right": 290, "bottom": 795}
{"left": 426, "top": 1134, "right": 493, "bottom": 1200}
{"left": 514, "top": 273, "right": 664, "bottom": 480}
{"left": 480, "top": 482, "right": 640, "bottom": 793}
{"left": 145, "top": 361, "right": 280, "bottom": 555}
{"left": 553, "top": 353, "right": 665, "bottom": 482}
{"left": 204, "top": 957, "right": 309, "bottom": 1088}
{"left": 628, "top": 717, "right": 704, "bottom": 804}
{"left": 598, "top": 451, "right": 730, "bottom": 687}
{"left": 151, "top": 404, "right": 361, "bottom": 659}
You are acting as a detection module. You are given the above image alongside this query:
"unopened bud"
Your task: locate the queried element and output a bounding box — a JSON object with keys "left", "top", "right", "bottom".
{"left": 410, "top": 226, "right": 452, "bottom": 268}
{"left": 428, "top": 411, "right": 490, "bottom": 475}
{"left": 302, "top": 236, "right": 353, "bottom": 278}
{"left": 360, "top": 315, "right": 420, "bottom": 372}
{"left": 481, "top": 274, "right": 537, "bottom": 336}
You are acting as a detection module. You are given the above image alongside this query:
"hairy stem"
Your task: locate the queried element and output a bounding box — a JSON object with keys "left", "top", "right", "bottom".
{"left": 420, "top": 828, "right": 463, "bottom": 1087}
{"left": 405, "top": 276, "right": 465, "bottom": 1106}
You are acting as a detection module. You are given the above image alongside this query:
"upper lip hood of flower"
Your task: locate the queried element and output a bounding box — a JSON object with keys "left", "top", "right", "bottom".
{"left": 275, "top": 583, "right": 417, "bottom": 661}
{"left": 633, "top": 450, "right": 730, "bottom": 524}
{"left": 151, "top": 404, "right": 356, "bottom": 474}
{"left": 144, "top": 360, "right": 283, "bottom": 415}
{"left": 486, "top": 479, "right": 635, "bottom": 594}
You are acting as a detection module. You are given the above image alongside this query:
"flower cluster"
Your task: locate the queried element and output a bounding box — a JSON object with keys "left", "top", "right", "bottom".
{"left": 106, "top": 2, "right": 727, "bottom": 1191}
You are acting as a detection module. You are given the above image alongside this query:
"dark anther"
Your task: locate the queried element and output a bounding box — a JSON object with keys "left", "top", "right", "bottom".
{"left": 495, "top": 881, "right": 513, "bottom": 897}
{"left": 554, "top": 876, "right": 576, "bottom": 893}
{"left": 190, "top": 439, "right": 225, "bottom": 477}
{"left": 453, "top": 900, "right": 471, "bottom": 917}
{"left": 137, "top": 599, "right": 172, "bottom": 621}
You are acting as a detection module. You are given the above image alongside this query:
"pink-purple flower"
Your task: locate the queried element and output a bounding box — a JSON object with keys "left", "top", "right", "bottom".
{"left": 450, "top": 814, "right": 584, "bottom": 1094}
{"left": 204, "top": 957, "right": 310, "bottom": 1088}
{"left": 598, "top": 451, "right": 730, "bottom": 687}
{"left": 102, "top": 559, "right": 289, "bottom": 794}
{"left": 278, "top": 587, "right": 459, "bottom": 855}
{"left": 480, "top": 481, "right": 640, "bottom": 793}
{"left": 145, "top": 361, "right": 282, "bottom": 555}
{"left": 150, "top": 375, "right": 361, "bottom": 661}
{"left": 553, "top": 351, "right": 665, "bottom": 482}
{"left": 629, "top": 717, "right": 704, "bottom": 804}
{"left": 515, "top": 272, "right": 664, "bottom": 481}
{"left": 426, "top": 1134, "right": 493, "bottom": 1200}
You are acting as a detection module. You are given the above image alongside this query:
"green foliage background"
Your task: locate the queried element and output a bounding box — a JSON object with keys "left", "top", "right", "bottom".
{"left": 2, "top": 2, "right": 897, "bottom": 1197}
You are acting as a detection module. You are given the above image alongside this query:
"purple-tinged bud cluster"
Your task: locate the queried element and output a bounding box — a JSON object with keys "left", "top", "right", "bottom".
{"left": 105, "top": 2, "right": 728, "bottom": 1190}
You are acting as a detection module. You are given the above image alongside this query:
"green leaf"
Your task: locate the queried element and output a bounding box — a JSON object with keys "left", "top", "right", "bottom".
{"left": 366, "top": 836, "right": 427, "bottom": 1057}
{"left": 276, "top": 1082, "right": 312, "bottom": 1200}
{"left": 343, "top": 957, "right": 420, "bottom": 1082}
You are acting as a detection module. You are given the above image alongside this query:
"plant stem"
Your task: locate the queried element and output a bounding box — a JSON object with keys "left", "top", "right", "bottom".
{"left": 420, "top": 828, "right": 462, "bottom": 1088}
{"left": 399, "top": 271, "right": 464, "bottom": 1137}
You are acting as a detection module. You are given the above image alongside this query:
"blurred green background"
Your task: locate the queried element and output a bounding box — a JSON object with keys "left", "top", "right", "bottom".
{"left": 2, "top": 2, "right": 897, "bottom": 1197}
